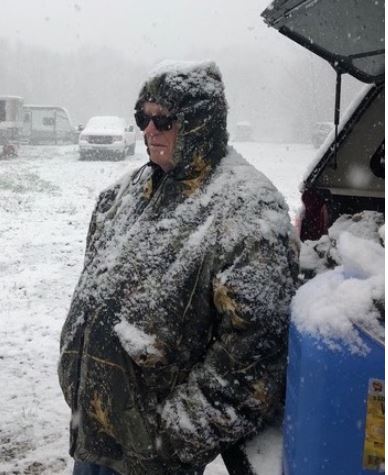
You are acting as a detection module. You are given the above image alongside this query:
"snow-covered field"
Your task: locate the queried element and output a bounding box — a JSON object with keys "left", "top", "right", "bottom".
{"left": 0, "top": 141, "right": 315, "bottom": 475}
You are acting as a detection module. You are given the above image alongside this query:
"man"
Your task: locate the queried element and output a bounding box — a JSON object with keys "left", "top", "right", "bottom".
{"left": 59, "top": 61, "right": 297, "bottom": 475}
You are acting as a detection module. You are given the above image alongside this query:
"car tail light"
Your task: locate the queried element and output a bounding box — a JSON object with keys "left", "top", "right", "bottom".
{"left": 293, "top": 204, "right": 305, "bottom": 239}
{"left": 299, "top": 188, "right": 330, "bottom": 241}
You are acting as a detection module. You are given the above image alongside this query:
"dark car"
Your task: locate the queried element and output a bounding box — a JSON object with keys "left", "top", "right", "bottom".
{"left": 262, "top": 0, "right": 384, "bottom": 242}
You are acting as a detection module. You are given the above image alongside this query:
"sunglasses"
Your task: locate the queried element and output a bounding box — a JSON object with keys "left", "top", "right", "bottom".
{"left": 134, "top": 111, "right": 177, "bottom": 132}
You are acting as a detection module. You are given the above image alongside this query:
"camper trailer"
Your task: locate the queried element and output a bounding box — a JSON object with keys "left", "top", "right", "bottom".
{"left": 22, "top": 105, "right": 78, "bottom": 145}
{"left": 0, "top": 96, "right": 24, "bottom": 146}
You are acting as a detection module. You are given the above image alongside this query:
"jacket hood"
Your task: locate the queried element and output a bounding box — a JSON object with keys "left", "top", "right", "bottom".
{"left": 135, "top": 60, "right": 229, "bottom": 180}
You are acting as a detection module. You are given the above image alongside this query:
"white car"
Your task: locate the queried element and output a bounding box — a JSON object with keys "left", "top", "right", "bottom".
{"left": 79, "top": 116, "right": 136, "bottom": 160}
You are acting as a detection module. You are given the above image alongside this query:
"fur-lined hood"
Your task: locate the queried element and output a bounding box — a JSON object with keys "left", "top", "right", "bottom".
{"left": 135, "top": 60, "right": 228, "bottom": 180}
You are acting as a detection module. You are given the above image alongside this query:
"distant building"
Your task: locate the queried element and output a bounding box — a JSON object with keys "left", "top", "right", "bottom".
{"left": 233, "top": 121, "right": 253, "bottom": 142}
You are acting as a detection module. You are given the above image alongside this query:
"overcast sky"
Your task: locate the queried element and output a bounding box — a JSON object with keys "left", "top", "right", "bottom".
{"left": 0, "top": 0, "right": 290, "bottom": 61}
{"left": 1, "top": 0, "right": 362, "bottom": 140}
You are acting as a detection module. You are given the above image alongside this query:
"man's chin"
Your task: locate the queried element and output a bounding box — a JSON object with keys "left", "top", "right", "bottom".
{"left": 150, "top": 156, "right": 174, "bottom": 173}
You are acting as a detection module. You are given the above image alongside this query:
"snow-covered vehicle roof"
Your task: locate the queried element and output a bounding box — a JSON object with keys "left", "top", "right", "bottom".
{"left": 24, "top": 104, "right": 69, "bottom": 110}
{"left": 82, "top": 116, "right": 130, "bottom": 136}
{"left": 0, "top": 95, "right": 23, "bottom": 101}
{"left": 85, "top": 116, "right": 127, "bottom": 129}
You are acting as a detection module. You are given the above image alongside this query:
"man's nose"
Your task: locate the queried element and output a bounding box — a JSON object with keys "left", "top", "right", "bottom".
{"left": 144, "top": 118, "right": 158, "bottom": 135}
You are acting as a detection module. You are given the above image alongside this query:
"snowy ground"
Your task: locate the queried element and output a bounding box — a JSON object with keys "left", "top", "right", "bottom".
{"left": 0, "top": 141, "right": 315, "bottom": 475}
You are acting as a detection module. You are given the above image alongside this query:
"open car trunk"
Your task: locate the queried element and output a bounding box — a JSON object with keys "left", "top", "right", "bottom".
{"left": 262, "top": 0, "right": 385, "bottom": 240}
{"left": 299, "top": 84, "right": 384, "bottom": 240}
{"left": 261, "top": 0, "right": 384, "bottom": 84}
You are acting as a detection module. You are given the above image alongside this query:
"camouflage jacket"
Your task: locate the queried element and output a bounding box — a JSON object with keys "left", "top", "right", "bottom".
{"left": 58, "top": 148, "right": 297, "bottom": 474}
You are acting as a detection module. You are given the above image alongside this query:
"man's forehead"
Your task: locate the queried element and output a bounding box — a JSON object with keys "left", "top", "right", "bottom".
{"left": 143, "top": 101, "right": 170, "bottom": 116}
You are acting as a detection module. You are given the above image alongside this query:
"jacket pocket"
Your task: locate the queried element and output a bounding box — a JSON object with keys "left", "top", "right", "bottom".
{"left": 139, "top": 363, "right": 183, "bottom": 393}
{"left": 58, "top": 350, "right": 78, "bottom": 408}
{"left": 122, "top": 405, "right": 157, "bottom": 456}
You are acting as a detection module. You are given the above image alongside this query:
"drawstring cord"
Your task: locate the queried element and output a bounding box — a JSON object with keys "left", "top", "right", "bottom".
{"left": 152, "top": 173, "right": 169, "bottom": 208}
{"left": 132, "top": 160, "right": 153, "bottom": 185}
{"left": 132, "top": 159, "right": 169, "bottom": 209}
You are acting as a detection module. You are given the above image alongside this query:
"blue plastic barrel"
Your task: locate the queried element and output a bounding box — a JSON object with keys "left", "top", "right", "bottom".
{"left": 283, "top": 322, "right": 384, "bottom": 475}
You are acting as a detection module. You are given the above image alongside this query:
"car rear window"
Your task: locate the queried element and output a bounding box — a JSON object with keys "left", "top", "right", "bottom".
{"left": 315, "top": 88, "right": 384, "bottom": 197}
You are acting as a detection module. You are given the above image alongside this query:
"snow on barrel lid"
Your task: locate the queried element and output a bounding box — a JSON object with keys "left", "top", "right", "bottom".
{"left": 292, "top": 219, "right": 385, "bottom": 355}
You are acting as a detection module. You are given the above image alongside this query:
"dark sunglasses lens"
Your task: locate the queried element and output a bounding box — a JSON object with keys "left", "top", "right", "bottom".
{"left": 134, "top": 111, "right": 175, "bottom": 132}
{"left": 152, "top": 116, "right": 174, "bottom": 131}
{"left": 134, "top": 111, "right": 150, "bottom": 131}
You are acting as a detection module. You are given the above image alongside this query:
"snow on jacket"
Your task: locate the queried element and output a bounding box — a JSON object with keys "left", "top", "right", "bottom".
{"left": 58, "top": 61, "right": 297, "bottom": 475}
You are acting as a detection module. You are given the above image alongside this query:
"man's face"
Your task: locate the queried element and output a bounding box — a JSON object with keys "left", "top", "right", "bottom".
{"left": 143, "top": 102, "right": 179, "bottom": 173}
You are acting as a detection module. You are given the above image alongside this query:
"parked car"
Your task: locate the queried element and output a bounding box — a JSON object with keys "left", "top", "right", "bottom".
{"left": 261, "top": 0, "right": 384, "bottom": 242}
{"left": 261, "top": 1, "right": 384, "bottom": 475}
{"left": 311, "top": 121, "right": 333, "bottom": 149}
{"left": 79, "top": 116, "right": 136, "bottom": 161}
{"left": 22, "top": 105, "right": 78, "bottom": 145}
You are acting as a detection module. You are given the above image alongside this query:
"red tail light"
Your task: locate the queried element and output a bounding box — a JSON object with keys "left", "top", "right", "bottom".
{"left": 299, "top": 189, "right": 329, "bottom": 241}
{"left": 293, "top": 204, "right": 305, "bottom": 239}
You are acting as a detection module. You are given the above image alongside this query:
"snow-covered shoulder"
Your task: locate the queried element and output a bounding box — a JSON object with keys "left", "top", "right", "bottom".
{"left": 96, "top": 164, "right": 153, "bottom": 209}
{"left": 209, "top": 146, "right": 292, "bottom": 242}
{"left": 220, "top": 146, "right": 286, "bottom": 201}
